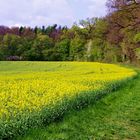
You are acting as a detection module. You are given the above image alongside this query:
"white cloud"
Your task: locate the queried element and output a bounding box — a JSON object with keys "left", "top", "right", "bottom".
{"left": 0, "top": 0, "right": 107, "bottom": 27}
{"left": 87, "top": 0, "right": 107, "bottom": 17}
{"left": 0, "top": 0, "right": 74, "bottom": 27}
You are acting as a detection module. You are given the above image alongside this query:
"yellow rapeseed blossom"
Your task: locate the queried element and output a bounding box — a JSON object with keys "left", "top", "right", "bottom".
{"left": 0, "top": 62, "right": 137, "bottom": 138}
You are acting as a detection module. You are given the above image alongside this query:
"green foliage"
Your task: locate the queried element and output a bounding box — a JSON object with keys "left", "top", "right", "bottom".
{"left": 2, "top": 34, "right": 21, "bottom": 56}
{"left": 0, "top": 52, "right": 4, "bottom": 60}
{"left": 104, "top": 43, "right": 122, "bottom": 62}
{"left": 135, "top": 48, "right": 140, "bottom": 60}
{"left": 70, "top": 36, "right": 86, "bottom": 61}
{"left": 89, "top": 39, "right": 104, "bottom": 61}
{"left": 94, "top": 19, "right": 108, "bottom": 38}
{"left": 54, "top": 39, "right": 70, "bottom": 61}
{"left": 134, "top": 33, "right": 140, "bottom": 43}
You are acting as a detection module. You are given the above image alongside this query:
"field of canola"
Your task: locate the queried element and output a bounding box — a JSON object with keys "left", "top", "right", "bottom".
{"left": 0, "top": 62, "right": 137, "bottom": 139}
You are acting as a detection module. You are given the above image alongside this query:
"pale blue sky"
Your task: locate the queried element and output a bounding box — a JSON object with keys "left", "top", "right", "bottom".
{"left": 0, "top": 0, "right": 107, "bottom": 27}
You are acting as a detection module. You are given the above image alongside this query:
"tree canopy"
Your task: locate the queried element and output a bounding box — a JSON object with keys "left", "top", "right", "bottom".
{"left": 0, "top": 0, "right": 140, "bottom": 63}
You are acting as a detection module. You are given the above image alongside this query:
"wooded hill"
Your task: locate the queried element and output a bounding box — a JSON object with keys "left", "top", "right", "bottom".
{"left": 0, "top": 0, "right": 140, "bottom": 63}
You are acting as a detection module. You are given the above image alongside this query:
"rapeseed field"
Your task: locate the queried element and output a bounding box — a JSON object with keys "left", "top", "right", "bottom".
{"left": 0, "top": 62, "right": 137, "bottom": 139}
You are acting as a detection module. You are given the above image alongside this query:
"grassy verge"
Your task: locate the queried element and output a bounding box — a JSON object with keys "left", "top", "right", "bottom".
{"left": 16, "top": 67, "right": 140, "bottom": 140}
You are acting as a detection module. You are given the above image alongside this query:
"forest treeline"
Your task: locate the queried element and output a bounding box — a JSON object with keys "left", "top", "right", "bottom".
{"left": 0, "top": 0, "right": 140, "bottom": 63}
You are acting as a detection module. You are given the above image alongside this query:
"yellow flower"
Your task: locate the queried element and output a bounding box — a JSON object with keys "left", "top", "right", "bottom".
{"left": 0, "top": 62, "right": 137, "bottom": 122}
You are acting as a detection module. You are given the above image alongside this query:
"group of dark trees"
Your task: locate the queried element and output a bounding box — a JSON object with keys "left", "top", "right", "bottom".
{"left": 0, "top": 0, "right": 140, "bottom": 63}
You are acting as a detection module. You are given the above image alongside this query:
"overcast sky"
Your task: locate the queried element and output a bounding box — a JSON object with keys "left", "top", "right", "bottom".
{"left": 0, "top": 0, "right": 107, "bottom": 27}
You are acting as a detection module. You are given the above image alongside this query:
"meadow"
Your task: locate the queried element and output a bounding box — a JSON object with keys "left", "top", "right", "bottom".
{"left": 0, "top": 62, "right": 137, "bottom": 139}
